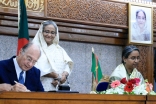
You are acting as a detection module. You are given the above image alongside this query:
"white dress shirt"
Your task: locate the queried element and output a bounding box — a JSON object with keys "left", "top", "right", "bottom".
{"left": 13, "top": 58, "right": 26, "bottom": 83}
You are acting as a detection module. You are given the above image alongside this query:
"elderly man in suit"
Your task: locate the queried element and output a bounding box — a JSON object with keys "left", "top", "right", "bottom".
{"left": 0, "top": 43, "right": 44, "bottom": 92}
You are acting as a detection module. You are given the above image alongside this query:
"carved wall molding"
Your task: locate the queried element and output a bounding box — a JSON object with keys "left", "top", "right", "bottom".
{"left": 120, "top": 0, "right": 156, "bottom": 5}
{"left": 47, "top": 0, "right": 128, "bottom": 28}
{"left": 0, "top": 0, "right": 44, "bottom": 12}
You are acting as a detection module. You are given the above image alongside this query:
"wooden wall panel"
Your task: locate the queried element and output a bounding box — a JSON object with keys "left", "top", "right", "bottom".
{"left": 0, "top": 15, "right": 128, "bottom": 45}
{"left": 137, "top": 46, "right": 154, "bottom": 83}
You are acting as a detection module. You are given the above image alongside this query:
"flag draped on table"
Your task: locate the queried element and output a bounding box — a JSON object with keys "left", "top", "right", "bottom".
{"left": 17, "top": 0, "right": 29, "bottom": 55}
{"left": 91, "top": 48, "right": 103, "bottom": 84}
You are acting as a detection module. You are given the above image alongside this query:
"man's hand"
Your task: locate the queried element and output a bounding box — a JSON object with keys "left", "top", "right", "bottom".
{"left": 11, "top": 81, "right": 30, "bottom": 92}
{"left": 0, "top": 83, "right": 13, "bottom": 91}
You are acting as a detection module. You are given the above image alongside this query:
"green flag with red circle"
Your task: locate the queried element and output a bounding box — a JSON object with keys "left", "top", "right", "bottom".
{"left": 17, "top": 0, "right": 29, "bottom": 55}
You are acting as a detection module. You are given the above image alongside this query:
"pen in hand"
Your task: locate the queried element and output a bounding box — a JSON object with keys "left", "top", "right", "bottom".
{"left": 14, "top": 81, "right": 30, "bottom": 92}
{"left": 14, "top": 81, "right": 18, "bottom": 84}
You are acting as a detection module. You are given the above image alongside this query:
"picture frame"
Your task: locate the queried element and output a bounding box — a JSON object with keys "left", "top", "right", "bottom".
{"left": 128, "top": 3, "right": 153, "bottom": 45}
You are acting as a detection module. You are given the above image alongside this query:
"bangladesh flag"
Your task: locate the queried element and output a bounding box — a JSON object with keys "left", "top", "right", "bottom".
{"left": 91, "top": 48, "right": 103, "bottom": 83}
{"left": 17, "top": 0, "right": 29, "bottom": 55}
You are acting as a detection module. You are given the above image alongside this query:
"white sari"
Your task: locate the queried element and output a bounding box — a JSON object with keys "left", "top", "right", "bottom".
{"left": 32, "top": 22, "right": 73, "bottom": 91}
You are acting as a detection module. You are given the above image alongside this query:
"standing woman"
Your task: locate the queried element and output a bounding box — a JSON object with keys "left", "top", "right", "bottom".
{"left": 32, "top": 20, "right": 73, "bottom": 91}
{"left": 109, "top": 45, "right": 144, "bottom": 84}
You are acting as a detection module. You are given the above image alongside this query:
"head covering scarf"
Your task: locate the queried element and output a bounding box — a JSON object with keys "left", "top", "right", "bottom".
{"left": 132, "top": 22, "right": 150, "bottom": 41}
{"left": 32, "top": 21, "right": 73, "bottom": 76}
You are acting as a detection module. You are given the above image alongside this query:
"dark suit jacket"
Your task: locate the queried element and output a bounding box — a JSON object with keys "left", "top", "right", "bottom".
{"left": 0, "top": 56, "right": 44, "bottom": 92}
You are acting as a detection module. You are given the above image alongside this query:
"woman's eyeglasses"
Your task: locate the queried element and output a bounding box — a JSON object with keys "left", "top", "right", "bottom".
{"left": 43, "top": 30, "right": 56, "bottom": 35}
{"left": 129, "top": 56, "right": 140, "bottom": 61}
{"left": 25, "top": 55, "right": 37, "bottom": 65}
{"left": 21, "top": 49, "right": 37, "bottom": 65}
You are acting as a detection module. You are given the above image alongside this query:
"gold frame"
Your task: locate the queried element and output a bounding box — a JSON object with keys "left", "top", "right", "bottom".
{"left": 128, "top": 3, "right": 153, "bottom": 45}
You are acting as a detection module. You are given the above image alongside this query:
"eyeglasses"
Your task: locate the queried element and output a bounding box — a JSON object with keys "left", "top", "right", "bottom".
{"left": 43, "top": 30, "right": 56, "bottom": 35}
{"left": 25, "top": 55, "right": 37, "bottom": 65}
{"left": 128, "top": 56, "right": 140, "bottom": 61}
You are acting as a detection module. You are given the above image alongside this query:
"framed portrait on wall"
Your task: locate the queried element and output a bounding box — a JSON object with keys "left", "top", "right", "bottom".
{"left": 128, "top": 3, "right": 153, "bottom": 45}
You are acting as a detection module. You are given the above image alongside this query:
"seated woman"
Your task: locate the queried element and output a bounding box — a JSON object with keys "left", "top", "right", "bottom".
{"left": 32, "top": 20, "right": 73, "bottom": 91}
{"left": 109, "top": 45, "right": 144, "bottom": 84}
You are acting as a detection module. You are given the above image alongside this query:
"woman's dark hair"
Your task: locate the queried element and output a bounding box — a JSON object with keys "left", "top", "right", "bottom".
{"left": 122, "top": 45, "right": 140, "bottom": 63}
{"left": 42, "top": 20, "right": 58, "bottom": 34}
{"left": 136, "top": 9, "right": 146, "bottom": 20}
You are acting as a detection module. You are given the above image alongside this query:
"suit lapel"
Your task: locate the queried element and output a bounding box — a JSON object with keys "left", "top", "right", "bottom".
{"left": 7, "top": 57, "right": 18, "bottom": 84}
{"left": 25, "top": 69, "right": 33, "bottom": 86}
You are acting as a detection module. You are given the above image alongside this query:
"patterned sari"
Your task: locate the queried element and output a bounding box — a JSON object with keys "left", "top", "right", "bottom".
{"left": 109, "top": 64, "right": 144, "bottom": 84}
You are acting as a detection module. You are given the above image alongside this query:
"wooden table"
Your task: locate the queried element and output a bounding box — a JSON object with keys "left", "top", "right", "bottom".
{"left": 146, "top": 95, "right": 156, "bottom": 104}
{"left": 0, "top": 92, "right": 146, "bottom": 104}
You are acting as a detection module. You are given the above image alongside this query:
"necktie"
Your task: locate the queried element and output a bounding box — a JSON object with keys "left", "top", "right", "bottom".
{"left": 19, "top": 71, "right": 24, "bottom": 84}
